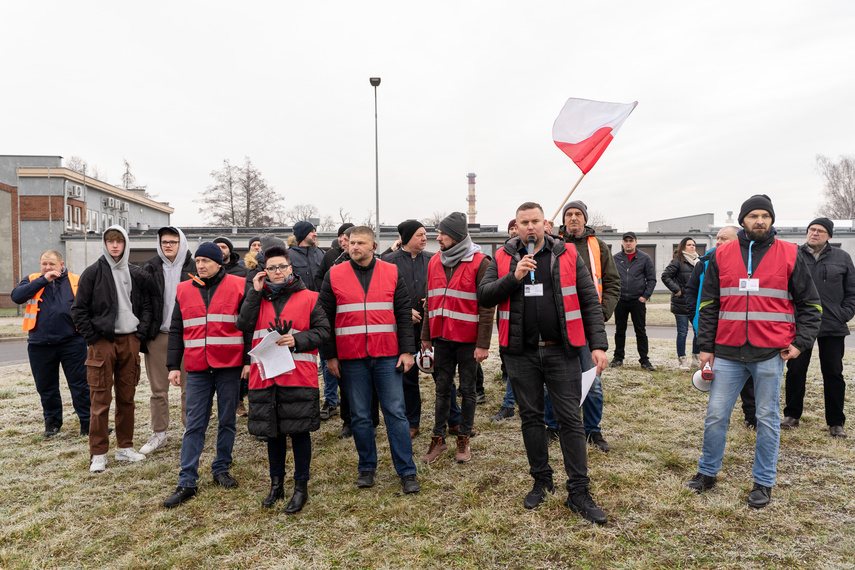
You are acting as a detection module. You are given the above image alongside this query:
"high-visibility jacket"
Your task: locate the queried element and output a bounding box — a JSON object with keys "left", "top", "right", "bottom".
{"left": 494, "top": 245, "right": 586, "bottom": 348}
{"left": 330, "top": 260, "right": 399, "bottom": 359}
{"left": 426, "top": 252, "right": 485, "bottom": 343}
{"left": 176, "top": 274, "right": 245, "bottom": 371}
{"left": 23, "top": 272, "right": 79, "bottom": 332}
{"left": 249, "top": 290, "right": 319, "bottom": 389}
{"left": 583, "top": 236, "right": 603, "bottom": 302}
{"left": 715, "top": 239, "right": 797, "bottom": 348}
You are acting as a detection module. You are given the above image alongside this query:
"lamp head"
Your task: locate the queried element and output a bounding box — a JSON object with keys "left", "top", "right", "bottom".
{"left": 369, "top": 77, "right": 381, "bottom": 87}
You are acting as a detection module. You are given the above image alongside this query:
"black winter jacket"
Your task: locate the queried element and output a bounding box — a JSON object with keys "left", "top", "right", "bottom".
{"left": 661, "top": 257, "right": 697, "bottom": 316}
{"left": 11, "top": 270, "right": 82, "bottom": 345}
{"left": 223, "top": 252, "right": 248, "bottom": 277}
{"left": 797, "top": 243, "right": 855, "bottom": 337}
{"left": 70, "top": 256, "right": 154, "bottom": 349}
{"left": 613, "top": 249, "right": 656, "bottom": 301}
{"left": 314, "top": 239, "right": 343, "bottom": 290}
{"left": 477, "top": 235, "right": 608, "bottom": 358}
{"left": 289, "top": 245, "right": 324, "bottom": 292}
{"left": 142, "top": 250, "right": 196, "bottom": 338}
{"left": 236, "top": 275, "right": 330, "bottom": 437}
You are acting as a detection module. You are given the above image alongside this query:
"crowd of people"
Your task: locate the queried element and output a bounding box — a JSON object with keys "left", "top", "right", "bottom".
{"left": 11, "top": 194, "right": 851, "bottom": 524}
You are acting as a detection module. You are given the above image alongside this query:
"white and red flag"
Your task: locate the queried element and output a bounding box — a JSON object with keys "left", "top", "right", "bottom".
{"left": 552, "top": 98, "right": 637, "bottom": 174}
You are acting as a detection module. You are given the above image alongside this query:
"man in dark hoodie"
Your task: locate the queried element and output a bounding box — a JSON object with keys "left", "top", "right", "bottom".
{"left": 139, "top": 226, "right": 196, "bottom": 455}
{"left": 687, "top": 195, "right": 821, "bottom": 509}
{"left": 71, "top": 225, "right": 154, "bottom": 473}
{"left": 214, "top": 236, "right": 248, "bottom": 277}
{"left": 12, "top": 250, "right": 90, "bottom": 437}
{"left": 163, "top": 242, "right": 252, "bottom": 508}
{"left": 290, "top": 221, "right": 324, "bottom": 292}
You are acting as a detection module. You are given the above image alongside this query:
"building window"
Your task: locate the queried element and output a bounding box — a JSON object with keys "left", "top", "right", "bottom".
{"left": 101, "top": 213, "right": 107, "bottom": 231}
{"left": 74, "top": 206, "right": 82, "bottom": 230}
{"left": 66, "top": 205, "right": 73, "bottom": 230}
{"left": 87, "top": 209, "right": 99, "bottom": 232}
{"left": 108, "top": 215, "right": 114, "bottom": 227}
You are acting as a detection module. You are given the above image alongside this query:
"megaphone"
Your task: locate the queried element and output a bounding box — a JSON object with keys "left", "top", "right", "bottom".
{"left": 692, "top": 363, "right": 714, "bottom": 392}
{"left": 416, "top": 348, "right": 434, "bottom": 374}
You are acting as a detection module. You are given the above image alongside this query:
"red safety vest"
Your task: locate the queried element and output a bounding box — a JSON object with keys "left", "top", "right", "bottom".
{"left": 426, "top": 252, "right": 485, "bottom": 343}
{"left": 494, "top": 244, "right": 586, "bottom": 348}
{"left": 176, "top": 274, "right": 245, "bottom": 371}
{"left": 22, "top": 272, "right": 80, "bottom": 332}
{"left": 715, "top": 239, "right": 797, "bottom": 348}
{"left": 249, "top": 289, "right": 319, "bottom": 389}
{"left": 330, "top": 260, "right": 399, "bottom": 359}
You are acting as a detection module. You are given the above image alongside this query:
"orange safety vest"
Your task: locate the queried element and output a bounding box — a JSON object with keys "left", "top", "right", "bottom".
{"left": 22, "top": 272, "right": 80, "bottom": 332}
{"left": 426, "top": 252, "right": 485, "bottom": 343}
{"left": 330, "top": 260, "right": 399, "bottom": 359}
{"left": 585, "top": 236, "right": 603, "bottom": 303}
{"left": 715, "top": 239, "right": 797, "bottom": 348}
{"left": 175, "top": 274, "right": 246, "bottom": 371}
{"left": 249, "top": 289, "right": 319, "bottom": 389}
{"left": 494, "top": 244, "right": 586, "bottom": 348}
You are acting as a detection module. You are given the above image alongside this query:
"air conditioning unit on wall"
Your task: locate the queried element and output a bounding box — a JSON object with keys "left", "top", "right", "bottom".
{"left": 108, "top": 198, "right": 116, "bottom": 208}
{"left": 121, "top": 202, "right": 129, "bottom": 212}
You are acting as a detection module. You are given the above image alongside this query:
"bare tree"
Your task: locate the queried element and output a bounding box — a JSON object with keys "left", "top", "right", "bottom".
{"left": 421, "top": 210, "right": 447, "bottom": 227}
{"left": 318, "top": 215, "right": 337, "bottom": 232}
{"left": 196, "top": 157, "right": 283, "bottom": 227}
{"left": 120, "top": 159, "right": 146, "bottom": 191}
{"left": 815, "top": 154, "right": 855, "bottom": 218}
{"left": 588, "top": 209, "right": 614, "bottom": 230}
{"left": 360, "top": 210, "right": 376, "bottom": 229}
{"left": 65, "top": 156, "right": 105, "bottom": 181}
{"left": 337, "top": 207, "right": 351, "bottom": 225}
{"left": 282, "top": 204, "right": 320, "bottom": 225}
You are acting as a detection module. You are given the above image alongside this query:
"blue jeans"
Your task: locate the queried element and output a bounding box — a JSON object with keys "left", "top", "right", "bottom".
{"left": 698, "top": 356, "right": 784, "bottom": 488}
{"left": 319, "top": 348, "right": 339, "bottom": 407}
{"left": 501, "top": 376, "right": 516, "bottom": 408}
{"left": 544, "top": 389, "right": 558, "bottom": 430}
{"left": 675, "top": 315, "right": 699, "bottom": 357}
{"left": 340, "top": 357, "right": 417, "bottom": 477}
{"left": 178, "top": 367, "right": 240, "bottom": 488}
{"left": 578, "top": 344, "right": 603, "bottom": 434}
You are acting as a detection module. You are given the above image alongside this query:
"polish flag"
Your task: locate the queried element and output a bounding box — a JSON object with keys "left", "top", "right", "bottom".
{"left": 553, "top": 98, "right": 638, "bottom": 174}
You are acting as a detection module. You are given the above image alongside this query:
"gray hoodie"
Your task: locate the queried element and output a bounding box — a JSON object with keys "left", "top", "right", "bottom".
{"left": 103, "top": 225, "right": 140, "bottom": 335}
{"left": 156, "top": 227, "right": 189, "bottom": 333}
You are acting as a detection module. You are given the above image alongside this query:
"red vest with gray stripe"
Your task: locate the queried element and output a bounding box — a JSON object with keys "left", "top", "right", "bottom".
{"left": 494, "top": 244, "right": 586, "bottom": 348}
{"left": 330, "top": 260, "right": 399, "bottom": 359}
{"left": 176, "top": 274, "right": 245, "bottom": 371}
{"left": 715, "top": 238, "right": 797, "bottom": 348}
{"left": 427, "top": 252, "right": 485, "bottom": 343}
{"left": 249, "top": 290, "right": 319, "bottom": 389}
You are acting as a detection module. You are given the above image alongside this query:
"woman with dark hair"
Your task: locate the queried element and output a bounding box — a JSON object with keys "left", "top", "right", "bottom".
{"left": 236, "top": 245, "right": 329, "bottom": 513}
{"left": 661, "top": 237, "right": 700, "bottom": 369}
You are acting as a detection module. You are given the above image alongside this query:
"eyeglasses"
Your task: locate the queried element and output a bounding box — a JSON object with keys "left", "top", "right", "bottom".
{"left": 265, "top": 264, "right": 291, "bottom": 273}
{"left": 808, "top": 228, "right": 828, "bottom": 235}
{"left": 160, "top": 240, "right": 179, "bottom": 246}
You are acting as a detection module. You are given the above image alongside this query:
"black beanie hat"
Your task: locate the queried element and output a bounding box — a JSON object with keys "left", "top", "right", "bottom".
{"left": 563, "top": 200, "right": 589, "bottom": 223}
{"left": 248, "top": 236, "right": 261, "bottom": 249}
{"left": 438, "top": 212, "right": 468, "bottom": 243}
{"left": 195, "top": 242, "right": 223, "bottom": 265}
{"left": 808, "top": 217, "right": 834, "bottom": 237}
{"left": 738, "top": 194, "right": 775, "bottom": 226}
{"left": 397, "top": 219, "right": 424, "bottom": 245}
{"left": 337, "top": 223, "right": 355, "bottom": 236}
{"left": 213, "top": 236, "right": 234, "bottom": 254}
{"left": 293, "top": 221, "right": 315, "bottom": 243}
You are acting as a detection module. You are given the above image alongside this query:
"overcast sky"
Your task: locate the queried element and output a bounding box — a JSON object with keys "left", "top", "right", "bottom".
{"left": 5, "top": 1, "right": 854, "bottom": 232}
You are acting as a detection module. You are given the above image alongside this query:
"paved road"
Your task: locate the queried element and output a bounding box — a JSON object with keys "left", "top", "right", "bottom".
{"left": 0, "top": 340, "right": 29, "bottom": 365}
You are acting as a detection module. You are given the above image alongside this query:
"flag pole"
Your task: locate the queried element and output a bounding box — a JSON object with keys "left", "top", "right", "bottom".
{"left": 551, "top": 172, "right": 586, "bottom": 222}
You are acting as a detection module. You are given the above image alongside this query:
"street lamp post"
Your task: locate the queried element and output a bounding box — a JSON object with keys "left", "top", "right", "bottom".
{"left": 370, "top": 77, "right": 381, "bottom": 231}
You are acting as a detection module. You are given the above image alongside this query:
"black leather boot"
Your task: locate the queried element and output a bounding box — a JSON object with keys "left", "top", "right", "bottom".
{"left": 284, "top": 480, "right": 308, "bottom": 514}
{"left": 262, "top": 476, "right": 284, "bottom": 508}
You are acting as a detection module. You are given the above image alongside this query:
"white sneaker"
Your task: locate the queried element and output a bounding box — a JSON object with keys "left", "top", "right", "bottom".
{"left": 692, "top": 354, "right": 701, "bottom": 368}
{"left": 678, "top": 356, "right": 688, "bottom": 370}
{"left": 115, "top": 447, "right": 146, "bottom": 462}
{"left": 140, "top": 432, "right": 167, "bottom": 455}
{"left": 90, "top": 454, "right": 107, "bottom": 473}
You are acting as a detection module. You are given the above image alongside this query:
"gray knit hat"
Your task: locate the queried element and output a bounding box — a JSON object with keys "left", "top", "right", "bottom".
{"left": 562, "top": 200, "right": 588, "bottom": 222}
{"left": 438, "top": 212, "right": 468, "bottom": 243}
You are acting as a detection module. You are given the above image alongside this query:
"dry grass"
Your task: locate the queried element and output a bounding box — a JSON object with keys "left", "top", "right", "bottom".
{"left": 1, "top": 337, "right": 853, "bottom": 569}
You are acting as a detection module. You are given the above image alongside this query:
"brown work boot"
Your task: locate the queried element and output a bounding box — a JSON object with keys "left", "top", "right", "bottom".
{"left": 422, "top": 435, "right": 448, "bottom": 464}
{"left": 236, "top": 401, "right": 248, "bottom": 417}
{"left": 454, "top": 434, "right": 471, "bottom": 463}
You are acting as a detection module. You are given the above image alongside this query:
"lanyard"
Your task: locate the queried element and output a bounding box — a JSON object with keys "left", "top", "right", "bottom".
{"left": 747, "top": 240, "right": 754, "bottom": 277}
{"left": 529, "top": 244, "right": 544, "bottom": 283}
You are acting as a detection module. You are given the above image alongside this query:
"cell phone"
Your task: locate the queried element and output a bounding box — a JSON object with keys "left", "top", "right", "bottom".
{"left": 396, "top": 364, "right": 404, "bottom": 373}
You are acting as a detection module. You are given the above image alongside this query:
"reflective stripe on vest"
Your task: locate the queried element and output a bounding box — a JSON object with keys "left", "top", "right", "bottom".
{"left": 586, "top": 236, "right": 603, "bottom": 303}
{"left": 22, "top": 272, "right": 80, "bottom": 332}
{"left": 494, "top": 245, "right": 586, "bottom": 348}
{"left": 249, "top": 289, "right": 319, "bottom": 390}
{"left": 175, "top": 274, "right": 245, "bottom": 371}
{"left": 330, "top": 260, "right": 399, "bottom": 359}
{"left": 715, "top": 239, "right": 797, "bottom": 348}
{"left": 426, "top": 252, "right": 485, "bottom": 343}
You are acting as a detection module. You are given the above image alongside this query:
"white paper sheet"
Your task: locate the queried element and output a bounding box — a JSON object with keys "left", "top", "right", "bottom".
{"left": 580, "top": 367, "right": 597, "bottom": 406}
{"left": 247, "top": 331, "right": 295, "bottom": 379}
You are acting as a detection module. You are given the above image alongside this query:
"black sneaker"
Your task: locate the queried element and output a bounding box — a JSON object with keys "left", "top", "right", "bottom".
{"left": 546, "top": 427, "right": 560, "bottom": 444}
{"left": 747, "top": 483, "right": 772, "bottom": 508}
{"left": 163, "top": 486, "right": 197, "bottom": 508}
{"left": 566, "top": 487, "right": 607, "bottom": 525}
{"left": 44, "top": 419, "right": 61, "bottom": 438}
{"left": 523, "top": 479, "right": 554, "bottom": 509}
{"left": 743, "top": 419, "right": 757, "bottom": 430}
{"left": 609, "top": 359, "right": 623, "bottom": 368}
{"left": 212, "top": 472, "right": 238, "bottom": 489}
{"left": 356, "top": 471, "right": 375, "bottom": 488}
{"left": 490, "top": 406, "right": 515, "bottom": 422}
{"left": 338, "top": 425, "right": 353, "bottom": 439}
{"left": 587, "top": 432, "right": 610, "bottom": 453}
{"left": 475, "top": 391, "right": 487, "bottom": 405}
{"left": 685, "top": 472, "right": 717, "bottom": 494}
{"left": 640, "top": 360, "right": 656, "bottom": 371}
{"left": 320, "top": 402, "right": 339, "bottom": 421}
{"left": 400, "top": 474, "right": 420, "bottom": 494}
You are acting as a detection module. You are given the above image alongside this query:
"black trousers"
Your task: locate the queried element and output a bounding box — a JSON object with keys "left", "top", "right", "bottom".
{"left": 784, "top": 336, "right": 846, "bottom": 426}
{"left": 613, "top": 299, "right": 649, "bottom": 362}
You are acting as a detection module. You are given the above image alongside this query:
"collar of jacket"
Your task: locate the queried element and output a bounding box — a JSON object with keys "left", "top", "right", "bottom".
{"left": 349, "top": 256, "right": 376, "bottom": 272}
{"left": 197, "top": 266, "right": 226, "bottom": 288}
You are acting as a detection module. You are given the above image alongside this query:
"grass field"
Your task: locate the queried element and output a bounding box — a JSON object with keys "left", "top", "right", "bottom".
{"left": 0, "top": 337, "right": 853, "bottom": 569}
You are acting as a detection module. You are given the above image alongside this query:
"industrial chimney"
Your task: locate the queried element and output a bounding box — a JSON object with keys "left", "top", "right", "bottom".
{"left": 466, "top": 173, "right": 477, "bottom": 224}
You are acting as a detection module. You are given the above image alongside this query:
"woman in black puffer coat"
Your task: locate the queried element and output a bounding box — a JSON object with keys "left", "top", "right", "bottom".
{"left": 661, "top": 237, "right": 700, "bottom": 369}
{"left": 236, "top": 245, "right": 329, "bottom": 514}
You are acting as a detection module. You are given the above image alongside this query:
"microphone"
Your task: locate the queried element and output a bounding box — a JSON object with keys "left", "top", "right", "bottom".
{"left": 527, "top": 235, "right": 536, "bottom": 282}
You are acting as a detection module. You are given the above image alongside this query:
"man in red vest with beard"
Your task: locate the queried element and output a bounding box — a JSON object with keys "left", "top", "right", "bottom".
{"left": 687, "top": 194, "right": 821, "bottom": 508}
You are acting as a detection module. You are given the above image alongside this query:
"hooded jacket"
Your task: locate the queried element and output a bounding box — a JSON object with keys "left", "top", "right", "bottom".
{"left": 477, "top": 234, "right": 608, "bottom": 358}
{"left": 289, "top": 244, "right": 324, "bottom": 292}
{"left": 70, "top": 225, "right": 154, "bottom": 348}
{"left": 142, "top": 227, "right": 196, "bottom": 337}
{"left": 563, "top": 225, "right": 621, "bottom": 321}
